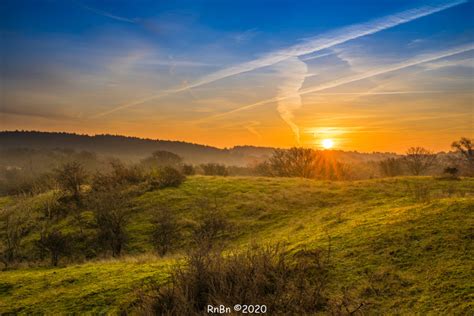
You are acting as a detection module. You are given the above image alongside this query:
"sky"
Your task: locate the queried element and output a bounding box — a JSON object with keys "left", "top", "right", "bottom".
{"left": 1, "top": 0, "right": 473, "bottom": 152}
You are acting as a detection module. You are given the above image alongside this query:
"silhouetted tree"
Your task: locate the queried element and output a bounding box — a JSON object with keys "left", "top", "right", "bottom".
{"left": 404, "top": 147, "right": 436, "bottom": 176}
{"left": 451, "top": 137, "right": 474, "bottom": 175}
{"left": 267, "top": 147, "right": 322, "bottom": 178}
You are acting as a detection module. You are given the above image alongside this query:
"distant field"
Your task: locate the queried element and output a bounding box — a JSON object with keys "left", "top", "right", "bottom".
{"left": 1, "top": 176, "right": 473, "bottom": 314}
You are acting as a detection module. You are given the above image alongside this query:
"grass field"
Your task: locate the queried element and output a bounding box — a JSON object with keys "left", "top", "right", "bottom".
{"left": 1, "top": 176, "right": 473, "bottom": 314}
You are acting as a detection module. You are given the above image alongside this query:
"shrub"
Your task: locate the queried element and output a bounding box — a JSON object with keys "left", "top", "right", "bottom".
{"left": 151, "top": 208, "right": 181, "bottom": 256}
{"left": 192, "top": 208, "right": 230, "bottom": 247}
{"left": 89, "top": 189, "right": 133, "bottom": 257}
{"left": 379, "top": 157, "right": 403, "bottom": 177}
{"left": 443, "top": 166, "right": 459, "bottom": 179}
{"left": 148, "top": 167, "right": 185, "bottom": 190}
{"left": 0, "top": 205, "right": 32, "bottom": 268}
{"left": 36, "top": 229, "right": 69, "bottom": 266}
{"left": 200, "top": 163, "right": 228, "bottom": 176}
{"left": 182, "top": 164, "right": 195, "bottom": 176}
{"left": 140, "top": 244, "right": 331, "bottom": 314}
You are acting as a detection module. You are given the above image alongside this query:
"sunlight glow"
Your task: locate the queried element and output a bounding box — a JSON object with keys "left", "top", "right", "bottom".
{"left": 321, "top": 139, "right": 334, "bottom": 149}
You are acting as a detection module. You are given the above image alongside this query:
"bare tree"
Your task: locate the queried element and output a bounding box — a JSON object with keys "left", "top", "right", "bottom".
{"left": 268, "top": 147, "right": 322, "bottom": 178}
{"left": 55, "top": 161, "right": 88, "bottom": 202}
{"left": 451, "top": 137, "right": 474, "bottom": 175}
{"left": 151, "top": 208, "right": 181, "bottom": 256}
{"left": 90, "top": 189, "right": 132, "bottom": 257}
{"left": 404, "top": 147, "right": 436, "bottom": 176}
{"left": 36, "top": 229, "right": 69, "bottom": 266}
{"left": 0, "top": 210, "right": 30, "bottom": 268}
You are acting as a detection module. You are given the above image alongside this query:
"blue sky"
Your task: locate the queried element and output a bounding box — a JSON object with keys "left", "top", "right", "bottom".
{"left": 1, "top": 0, "right": 473, "bottom": 151}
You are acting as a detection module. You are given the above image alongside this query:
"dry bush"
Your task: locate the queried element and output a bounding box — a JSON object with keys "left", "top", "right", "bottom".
{"left": 138, "top": 244, "right": 332, "bottom": 315}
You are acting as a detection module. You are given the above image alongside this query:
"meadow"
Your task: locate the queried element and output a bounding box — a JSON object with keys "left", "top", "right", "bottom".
{"left": 1, "top": 175, "right": 473, "bottom": 314}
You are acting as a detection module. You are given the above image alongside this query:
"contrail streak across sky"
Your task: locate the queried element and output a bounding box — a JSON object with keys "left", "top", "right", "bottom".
{"left": 92, "top": 0, "right": 467, "bottom": 118}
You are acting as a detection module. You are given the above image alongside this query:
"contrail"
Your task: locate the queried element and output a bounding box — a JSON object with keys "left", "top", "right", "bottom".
{"left": 202, "top": 44, "right": 474, "bottom": 120}
{"left": 275, "top": 57, "right": 308, "bottom": 143}
{"left": 92, "top": 0, "right": 467, "bottom": 118}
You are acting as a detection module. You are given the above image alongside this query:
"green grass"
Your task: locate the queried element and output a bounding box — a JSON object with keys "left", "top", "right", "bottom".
{"left": 1, "top": 176, "right": 473, "bottom": 314}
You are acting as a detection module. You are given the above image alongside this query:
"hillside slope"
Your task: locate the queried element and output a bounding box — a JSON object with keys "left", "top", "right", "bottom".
{"left": 1, "top": 176, "right": 473, "bottom": 314}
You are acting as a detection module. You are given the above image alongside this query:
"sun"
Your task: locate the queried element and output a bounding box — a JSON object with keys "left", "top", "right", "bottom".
{"left": 321, "top": 139, "right": 334, "bottom": 149}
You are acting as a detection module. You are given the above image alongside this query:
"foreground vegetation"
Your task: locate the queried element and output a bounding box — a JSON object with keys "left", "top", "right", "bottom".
{"left": 1, "top": 176, "right": 473, "bottom": 314}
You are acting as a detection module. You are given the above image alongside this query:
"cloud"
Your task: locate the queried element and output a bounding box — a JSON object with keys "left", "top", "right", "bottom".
{"left": 93, "top": 0, "right": 467, "bottom": 117}
{"left": 78, "top": 3, "right": 137, "bottom": 24}
{"left": 274, "top": 57, "right": 308, "bottom": 143}
{"left": 203, "top": 43, "right": 474, "bottom": 120}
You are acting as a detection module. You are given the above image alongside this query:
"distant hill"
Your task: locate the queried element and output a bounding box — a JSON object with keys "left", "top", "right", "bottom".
{"left": 0, "top": 131, "right": 275, "bottom": 165}
{"left": 0, "top": 130, "right": 398, "bottom": 165}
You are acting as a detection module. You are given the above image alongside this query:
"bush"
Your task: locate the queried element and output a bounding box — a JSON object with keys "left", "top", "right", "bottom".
{"left": 36, "top": 229, "right": 69, "bottom": 266}
{"left": 200, "top": 163, "right": 228, "bottom": 176}
{"left": 89, "top": 189, "right": 133, "bottom": 257}
{"left": 379, "top": 157, "right": 403, "bottom": 177}
{"left": 182, "top": 164, "right": 195, "bottom": 176}
{"left": 140, "top": 244, "right": 331, "bottom": 314}
{"left": 141, "top": 151, "right": 182, "bottom": 169}
{"left": 148, "top": 167, "right": 185, "bottom": 190}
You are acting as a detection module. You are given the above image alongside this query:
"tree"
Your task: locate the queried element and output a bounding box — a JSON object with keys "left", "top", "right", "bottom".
{"left": 152, "top": 208, "right": 181, "bottom": 256}
{"left": 451, "top": 137, "right": 474, "bottom": 175}
{"left": 141, "top": 151, "right": 182, "bottom": 169}
{"left": 90, "top": 189, "right": 132, "bottom": 257}
{"left": 0, "top": 209, "right": 30, "bottom": 268}
{"left": 267, "top": 147, "right": 322, "bottom": 178}
{"left": 404, "top": 147, "right": 436, "bottom": 176}
{"left": 55, "top": 161, "right": 87, "bottom": 202}
{"left": 36, "top": 229, "right": 69, "bottom": 266}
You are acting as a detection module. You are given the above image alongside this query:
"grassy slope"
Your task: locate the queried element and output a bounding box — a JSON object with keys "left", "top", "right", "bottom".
{"left": 1, "top": 176, "right": 473, "bottom": 314}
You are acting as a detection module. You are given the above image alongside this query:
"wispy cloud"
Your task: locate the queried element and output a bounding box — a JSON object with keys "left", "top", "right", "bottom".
{"left": 92, "top": 0, "right": 467, "bottom": 118}
{"left": 78, "top": 3, "right": 137, "bottom": 24}
{"left": 203, "top": 44, "right": 474, "bottom": 120}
